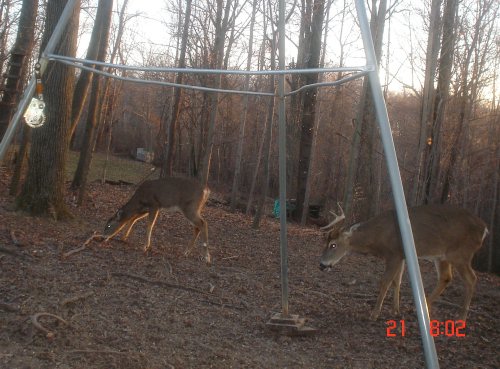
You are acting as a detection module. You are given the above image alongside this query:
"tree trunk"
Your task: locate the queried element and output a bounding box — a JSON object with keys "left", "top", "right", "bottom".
{"left": 0, "top": 1, "right": 13, "bottom": 79}
{"left": 295, "top": 0, "right": 325, "bottom": 222}
{"left": 346, "top": 0, "right": 387, "bottom": 220}
{"left": 199, "top": 0, "right": 232, "bottom": 186}
{"left": 17, "top": 0, "right": 80, "bottom": 219}
{"left": 411, "top": 0, "right": 442, "bottom": 206}
{"left": 69, "top": 0, "right": 111, "bottom": 142}
{"left": 0, "top": 0, "right": 38, "bottom": 140}
{"left": 422, "top": 0, "right": 458, "bottom": 204}
{"left": 71, "top": 0, "right": 112, "bottom": 196}
{"left": 161, "top": 0, "right": 192, "bottom": 178}
{"left": 230, "top": 0, "right": 257, "bottom": 212}
{"left": 9, "top": 124, "right": 30, "bottom": 195}
{"left": 252, "top": 34, "right": 276, "bottom": 228}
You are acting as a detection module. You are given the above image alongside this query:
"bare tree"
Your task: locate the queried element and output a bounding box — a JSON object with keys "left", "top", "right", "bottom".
{"left": 199, "top": 0, "right": 233, "bottom": 186}
{"left": 345, "top": 0, "right": 390, "bottom": 220}
{"left": 68, "top": 0, "right": 111, "bottom": 142}
{"left": 0, "top": 0, "right": 39, "bottom": 195}
{"left": 71, "top": 0, "right": 113, "bottom": 202}
{"left": 252, "top": 4, "right": 277, "bottom": 228}
{"left": 411, "top": 0, "right": 442, "bottom": 205}
{"left": 160, "top": 0, "right": 192, "bottom": 178}
{"left": 230, "top": 0, "right": 258, "bottom": 212}
{"left": 422, "top": 0, "right": 459, "bottom": 203}
{"left": 0, "top": 0, "right": 39, "bottom": 140}
{"left": 294, "top": 0, "right": 326, "bottom": 222}
{"left": 17, "top": 0, "right": 80, "bottom": 219}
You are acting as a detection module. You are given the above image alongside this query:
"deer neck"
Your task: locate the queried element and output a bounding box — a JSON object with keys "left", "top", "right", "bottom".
{"left": 346, "top": 222, "right": 380, "bottom": 256}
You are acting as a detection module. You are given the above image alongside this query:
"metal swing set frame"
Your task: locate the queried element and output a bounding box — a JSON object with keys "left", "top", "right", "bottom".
{"left": 0, "top": 1, "right": 441, "bottom": 367}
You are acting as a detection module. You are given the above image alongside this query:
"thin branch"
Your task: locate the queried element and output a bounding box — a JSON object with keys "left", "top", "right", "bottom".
{"left": 111, "top": 272, "right": 246, "bottom": 310}
{"left": 31, "top": 312, "right": 69, "bottom": 338}
{"left": 61, "top": 232, "right": 105, "bottom": 259}
{"left": 60, "top": 291, "right": 94, "bottom": 306}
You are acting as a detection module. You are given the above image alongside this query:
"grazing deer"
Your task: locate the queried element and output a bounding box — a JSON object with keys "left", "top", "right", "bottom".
{"left": 319, "top": 204, "right": 488, "bottom": 321}
{"left": 103, "top": 177, "right": 211, "bottom": 264}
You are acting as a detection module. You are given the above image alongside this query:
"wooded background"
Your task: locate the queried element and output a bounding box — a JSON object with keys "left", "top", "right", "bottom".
{"left": 0, "top": 0, "right": 498, "bottom": 273}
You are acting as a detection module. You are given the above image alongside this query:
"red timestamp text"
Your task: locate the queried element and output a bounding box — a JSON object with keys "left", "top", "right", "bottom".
{"left": 386, "top": 319, "right": 466, "bottom": 337}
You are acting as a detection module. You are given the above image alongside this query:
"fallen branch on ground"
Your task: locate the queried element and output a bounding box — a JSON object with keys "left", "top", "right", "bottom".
{"left": 67, "top": 349, "right": 130, "bottom": 356}
{"left": 61, "top": 232, "right": 105, "bottom": 259}
{"left": 31, "top": 312, "right": 69, "bottom": 339}
{"left": 61, "top": 291, "right": 94, "bottom": 306}
{"left": 112, "top": 272, "right": 213, "bottom": 295}
{"left": 0, "top": 246, "right": 30, "bottom": 260}
{"left": 0, "top": 301, "right": 20, "bottom": 312}
{"left": 112, "top": 272, "right": 246, "bottom": 310}
{"left": 435, "top": 299, "right": 499, "bottom": 322}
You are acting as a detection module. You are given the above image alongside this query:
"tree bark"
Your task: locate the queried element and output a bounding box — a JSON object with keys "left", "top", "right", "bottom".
{"left": 71, "top": 0, "right": 113, "bottom": 201}
{"left": 161, "top": 0, "right": 192, "bottom": 178}
{"left": 230, "top": 0, "right": 257, "bottom": 212}
{"left": 199, "top": 0, "right": 232, "bottom": 186}
{"left": 68, "top": 0, "right": 111, "bottom": 142}
{"left": 345, "top": 0, "right": 387, "bottom": 220}
{"left": 252, "top": 34, "right": 276, "bottom": 229}
{"left": 0, "top": 0, "right": 38, "bottom": 140}
{"left": 295, "top": 0, "right": 326, "bottom": 222}
{"left": 17, "top": 0, "right": 80, "bottom": 219}
{"left": 411, "top": 0, "right": 442, "bottom": 206}
{"left": 423, "top": 0, "right": 458, "bottom": 203}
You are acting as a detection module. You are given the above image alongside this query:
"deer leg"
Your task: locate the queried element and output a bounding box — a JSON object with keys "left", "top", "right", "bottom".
{"left": 199, "top": 217, "right": 210, "bottom": 264}
{"left": 143, "top": 209, "right": 160, "bottom": 253}
{"left": 370, "top": 258, "right": 404, "bottom": 321}
{"left": 183, "top": 211, "right": 210, "bottom": 264}
{"left": 184, "top": 226, "right": 201, "bottom": 256}
{"left": 454, "top": 262, "right": 477, "bottom": 321}
{"left": 391, "top": 261, "right": 405, "bottom": 316}
{"left": 427, "top": 260, "right": 453, "bottom": 316}
{"left": 123, "top": 213, "right": 148, "bottom": 240}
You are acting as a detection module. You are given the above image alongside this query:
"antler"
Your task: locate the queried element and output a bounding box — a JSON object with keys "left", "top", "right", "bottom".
{"left": 320, "top": 202, "right": 346, "bottom": 233}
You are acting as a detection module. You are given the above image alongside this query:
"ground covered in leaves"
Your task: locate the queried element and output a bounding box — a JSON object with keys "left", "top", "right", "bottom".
{"left": 0, "top": 168, "right": 499, "bottom": 369}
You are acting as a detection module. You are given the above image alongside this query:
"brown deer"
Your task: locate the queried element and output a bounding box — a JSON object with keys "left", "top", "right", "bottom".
{"left": 103, "top": 177, "right": 211, "bottom": 263}
{"left": 319, "top": 204, "right": 488, "bottom": 321}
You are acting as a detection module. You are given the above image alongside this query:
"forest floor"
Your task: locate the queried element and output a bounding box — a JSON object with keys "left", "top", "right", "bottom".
{"left": 0, "top": 164, "right": 499, "bottom": 369}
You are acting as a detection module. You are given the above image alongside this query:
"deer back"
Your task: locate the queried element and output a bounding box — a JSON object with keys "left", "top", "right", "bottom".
{"left": 321, "top": 205, "right": 487, "bottom": 268}
{"left": 107, "top": 177, "right": 209, "bottom": 229}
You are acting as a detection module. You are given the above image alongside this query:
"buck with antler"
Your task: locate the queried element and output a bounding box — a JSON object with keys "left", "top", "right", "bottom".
{"left": 103, "top": 177, "right": 211, "bottom": 264}
{"left": 319, "top": 204, "right": 488, "bottom": 321}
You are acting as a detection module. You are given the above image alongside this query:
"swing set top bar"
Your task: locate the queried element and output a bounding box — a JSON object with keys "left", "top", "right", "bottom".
{"left": 46, "top": 53, "right": 370, "bottom": 97}
{"left": 45, "top": 53, "right": 373, "bottom": 75}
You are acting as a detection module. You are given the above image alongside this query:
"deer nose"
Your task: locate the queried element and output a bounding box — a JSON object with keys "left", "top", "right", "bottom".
{"left": 319, "top": 263, "right": 328, "bottom": 271}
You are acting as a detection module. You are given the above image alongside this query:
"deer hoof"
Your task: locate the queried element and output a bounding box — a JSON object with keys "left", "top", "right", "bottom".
{"left": 369, "top": 311, "right": 380, "bottom": 321}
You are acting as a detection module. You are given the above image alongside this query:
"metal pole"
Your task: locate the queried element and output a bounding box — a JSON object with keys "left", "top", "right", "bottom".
{"left": 0, "top": 0, "right": 80, "bottom": 163}
{"left": 354, "top": 0, "right": 439, "bottom": 368}
{"left": 277, "top": 0, "right": 289, "bottom": 316}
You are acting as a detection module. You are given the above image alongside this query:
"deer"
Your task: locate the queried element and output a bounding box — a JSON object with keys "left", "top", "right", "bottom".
{"left": 103, "top": 177, "right": 211, "bottom": 264}
{"left": 319, "top": 204, "right": 488, "bottom": 321}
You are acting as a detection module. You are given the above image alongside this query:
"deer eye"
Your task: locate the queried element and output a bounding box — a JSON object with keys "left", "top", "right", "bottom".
{"left": 329, "top": 243, "right": 337, "bottom": 249}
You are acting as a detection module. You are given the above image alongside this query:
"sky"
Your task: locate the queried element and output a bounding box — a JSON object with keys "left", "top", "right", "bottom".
{"left": 75, "top": 0, "right": 497, "bottom": 99}
{"left": 109, "top": 0, "right": 422, "bottom": 93}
